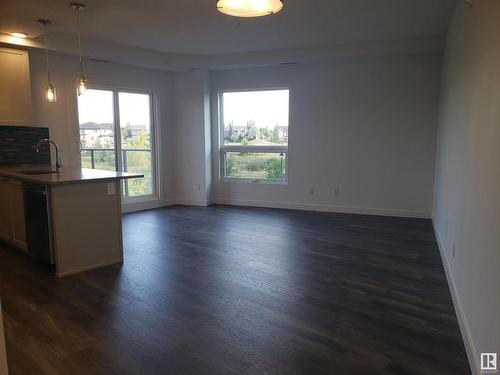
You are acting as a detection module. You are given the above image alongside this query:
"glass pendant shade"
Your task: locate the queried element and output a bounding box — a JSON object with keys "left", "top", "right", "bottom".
{"left": 77, "top": 77, "right": 87, "bottom": 96}
{"left": 72, "top": 3, "right": 88, "bottom": 96}
{"left": 45, "top": 84, "right": 56, "bottom": 102}
{"left": 216, "top": 0, "right": 283, "bottom": 17}
{"left": 38, "top": 19, "right": 56, "bottom": 103}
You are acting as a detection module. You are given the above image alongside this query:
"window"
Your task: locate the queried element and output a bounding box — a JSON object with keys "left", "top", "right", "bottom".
{"left": 77, "top": 88, "right": 156, "bottom": 200}
{"left": 220, "top": 89, "right": 289, "bottom": 181}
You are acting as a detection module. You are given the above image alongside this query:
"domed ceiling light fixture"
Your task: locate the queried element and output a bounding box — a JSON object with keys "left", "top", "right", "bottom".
{"left": 38, "top": 19, "right": 56, "bottom": 103}
{"left": 71, "top": 2, "right": 87, "bottom": 96}
{"left": 10, "top": 32, "right": 27, "bottom": 38}
{"left": 216, "top": 0, "right": 284, "bottom": 17}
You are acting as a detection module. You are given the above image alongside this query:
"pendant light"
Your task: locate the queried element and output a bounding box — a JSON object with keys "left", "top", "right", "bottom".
{"left": 38, "top": 19, "right": 56, "bottom": 103}
{"left": 71, "top": 2, "right": 87, "bottom": 95}
{"left": 216, "top": 0, "right": 284, "bottom": 17}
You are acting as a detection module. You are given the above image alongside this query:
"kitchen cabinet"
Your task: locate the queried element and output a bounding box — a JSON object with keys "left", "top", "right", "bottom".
{"left": 0, "top": 180, "right": 10, "bottom": 241}
{"left": 0, "top": 167, "right": 142, "bottom": 277}
{"left": 10, "top": 181, "right": 26, "bottom": 248}
{"left": 0, "top": 178, "right": 27, "bottom": 251}
{"left": 0, "top": 300, "right": 7, "bottom": 375}
{"left": 0, "top": 47, "right": 32, "bottom": 125}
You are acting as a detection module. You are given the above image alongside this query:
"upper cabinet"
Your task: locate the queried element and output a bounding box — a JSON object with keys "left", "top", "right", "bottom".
{"left": 0, "top": 47, "right": 32, "bottom": 125}
{"left": 0, "top": 178, "right": 27, "bottom": 251}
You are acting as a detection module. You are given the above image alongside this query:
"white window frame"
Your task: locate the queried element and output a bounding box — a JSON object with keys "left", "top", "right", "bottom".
{"left": 75, "top": 85, "right": 160, "bottom": 204}
{"left": 219, "top": 88, "right": 290, "bottom": 184}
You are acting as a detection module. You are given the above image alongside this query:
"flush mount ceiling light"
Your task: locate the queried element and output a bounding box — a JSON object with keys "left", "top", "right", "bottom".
{"left": 216, "top": 0, "right": 284, "bottom": 17}
{"left": 10, "top": 32, "right": 27, "bottom": 38}
{"left": 38, "top": 19, "right": 56, "bottom": 103}
{"left": 71, "top": 2, "right": 87, "bottom": 96}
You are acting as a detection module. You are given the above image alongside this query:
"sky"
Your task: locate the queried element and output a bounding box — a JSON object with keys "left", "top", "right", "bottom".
{"left": 77, "top": 89, "right": 150, "bottom": 129}
{"left": 77, "top": 88, "right": 288, "bottom": 131}
{"left": 222, "top": 89, "right": 289, "bottom": 129}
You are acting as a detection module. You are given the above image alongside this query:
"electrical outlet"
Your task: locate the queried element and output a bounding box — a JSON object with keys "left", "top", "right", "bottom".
{"left": 333, "top": 187, "right": 340, "bottom": 197}
{"left": 106, "top": 182, "right": 116, "bottom": 196}
{"left": 196, "top": 184, "right": 201, "bottom": 192}
{"left": 452, "top": 242, "right": 456, "bottom": 258}
{"left": 308, "top": 186, "right": 315, "bottom": 195}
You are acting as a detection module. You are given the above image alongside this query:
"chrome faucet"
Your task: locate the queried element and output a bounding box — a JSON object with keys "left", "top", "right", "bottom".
{"left": 36, "top": 138, "right": 62, "bottom": 173}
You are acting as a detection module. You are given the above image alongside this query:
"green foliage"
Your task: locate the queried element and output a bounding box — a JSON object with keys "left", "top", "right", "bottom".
{"left": 95, "top": 151, "right": 116, "bottom": 171}
{"left": 127, "top": 130, "right": 150, "bottom": 149}
{"left": 81, "top": 129, "right": 153, "bottom": 197}
{"left": 226, "top": 155, "right": 237, "bottom": 176}
{"left": 123, "top": 123, "right": 133, "bottom": 142}
{"left": 226, "top": 153, "right": 285, "bottom": 180}
{"left": 246, "top": 120, "right": 257, "bottom": 140}
{"left": 124, "top": 150, "right": 152, "bottom": 196}
{"left": 265, "top": 158, "right": 283, "bottom": 179}
{"left": 93, "top": 137, "right": 114, "bottom": 149}
{"left": 259, "top": 127, "right": 269, "bottom": 139}
{"left": 271, "top": 125, "right": 280, "bottom": 143}
{"left": 224, "top": 123, "right": 286, "bottom": 146}
{"left": 228, "top": 122, "right": 236, "bottom": 142}
{"left": 123, "top": 130, "right": 152, "bottom": 196}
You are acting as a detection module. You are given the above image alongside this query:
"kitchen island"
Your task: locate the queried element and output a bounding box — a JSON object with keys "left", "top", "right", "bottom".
{"left": 0, "top": 166, "right": 142, "bottom": 277}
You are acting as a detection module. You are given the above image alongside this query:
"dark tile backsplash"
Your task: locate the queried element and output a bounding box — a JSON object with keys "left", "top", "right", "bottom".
{"left": 0, "top": 126, "right": 51, "bottom": 165}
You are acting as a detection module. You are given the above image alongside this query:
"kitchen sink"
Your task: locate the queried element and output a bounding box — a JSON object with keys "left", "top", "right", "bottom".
{"left": 15, "top": 170, "right": 59, "bottom": 175}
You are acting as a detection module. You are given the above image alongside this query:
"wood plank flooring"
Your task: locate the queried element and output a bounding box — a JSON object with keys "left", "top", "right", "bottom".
{"left": 0, "top": 205, "right": 470, "bottom": 374}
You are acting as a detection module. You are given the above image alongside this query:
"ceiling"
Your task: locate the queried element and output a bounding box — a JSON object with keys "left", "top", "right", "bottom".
{"left": 0, "top": 0, "right": 457, "bottom": 55}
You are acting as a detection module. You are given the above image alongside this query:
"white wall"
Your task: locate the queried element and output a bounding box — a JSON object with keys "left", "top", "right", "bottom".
{"left": 210, "top": 54, "right": 442, "bottom": 218}
{"left": 173, "top": 69, "right": 212, "bottom": 205}
{"left": 433, "top": 1, "right": 500, "bottom": 373}
{"left": 28, "top": 51, "right": 176, "bottom": 208}
{"left": 17, "top": 47, "right": 442, "bottom": 218}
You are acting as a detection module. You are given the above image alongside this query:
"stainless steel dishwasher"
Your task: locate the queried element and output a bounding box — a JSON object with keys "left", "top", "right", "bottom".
{"left": 23, "top": 183, "right": 54, "bottom": 264}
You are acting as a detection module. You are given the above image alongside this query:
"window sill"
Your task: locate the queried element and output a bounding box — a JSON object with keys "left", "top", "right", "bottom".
{"left": 222, "top": 178, "right": 288, "bottom": 185}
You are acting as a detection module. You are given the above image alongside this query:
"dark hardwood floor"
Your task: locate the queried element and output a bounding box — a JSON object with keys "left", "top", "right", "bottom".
{"left": 0, "top": 205, "right": 470, "bottom": 374}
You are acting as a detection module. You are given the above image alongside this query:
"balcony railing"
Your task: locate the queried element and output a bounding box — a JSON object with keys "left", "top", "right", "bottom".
{"left": 81, "top": 148, "right": 152, "bottom": 197}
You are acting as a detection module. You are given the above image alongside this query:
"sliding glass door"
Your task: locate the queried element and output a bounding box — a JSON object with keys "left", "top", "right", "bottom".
{"left": 78, "top": 89, "right": 117, "bottom": 171}
{"left": 77, "top": 88, "right": 156, "bottom": 200}
{"left": 117, "top": 92, "right": 153, "bottom": 197}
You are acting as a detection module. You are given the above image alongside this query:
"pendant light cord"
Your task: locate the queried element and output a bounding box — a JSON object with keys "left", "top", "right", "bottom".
{"left": 75, "top": 5, "right": 84, "bottom": 78}
{"left": 38, "top": 19, "right": 53, "bottom": 86}
{"left": 43, "top": 24, "right": 51, "bottom": 85}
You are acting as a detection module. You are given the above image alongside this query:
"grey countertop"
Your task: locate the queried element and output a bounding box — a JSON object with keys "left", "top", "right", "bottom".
{"left": 0, "top": 165, "right": 143, "bottom": 185}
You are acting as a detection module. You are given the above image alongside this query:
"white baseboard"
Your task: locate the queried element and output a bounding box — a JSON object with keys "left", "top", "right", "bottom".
{"left": 56, "top": 259, "right": 123, "bottom": 278}
{"left": 432, "top": 220, "right": 479, "bottom": 375}
{"left": 122, "top": 198, "right": 175, "bottom": 213}
{"left": 212, "top": 197, "right": 431, "bottom": 219}
{"left": 121, "top": 197, "right": 426, "bottom": 219}
{"left": 174, "top": 198, "right": 210, "bottom": 207}
{"left": 121, "top": 198, "right": 210, "bottom": 214}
